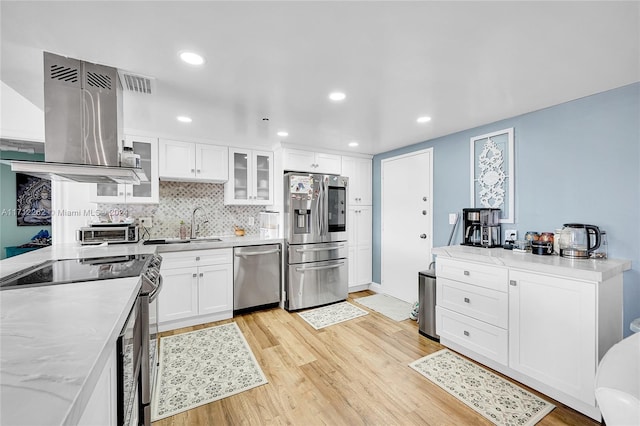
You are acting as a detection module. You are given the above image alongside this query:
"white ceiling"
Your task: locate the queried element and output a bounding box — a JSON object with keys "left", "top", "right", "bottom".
{"left": 1, "top": 1, "right": 638, "bottom": 155}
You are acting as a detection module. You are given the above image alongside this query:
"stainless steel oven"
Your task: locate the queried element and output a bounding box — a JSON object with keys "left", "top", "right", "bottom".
{"left": 117, "top": 298, "right": 141, "bottom": 426}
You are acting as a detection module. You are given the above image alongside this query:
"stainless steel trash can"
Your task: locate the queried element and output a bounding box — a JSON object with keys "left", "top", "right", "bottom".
{"left": 418, "top": 269, "right": 439, "bottom": 341}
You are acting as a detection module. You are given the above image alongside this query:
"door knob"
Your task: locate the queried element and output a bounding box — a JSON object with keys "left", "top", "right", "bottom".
{"left": 420, "top": 234, "right": 427, "bottom": 239}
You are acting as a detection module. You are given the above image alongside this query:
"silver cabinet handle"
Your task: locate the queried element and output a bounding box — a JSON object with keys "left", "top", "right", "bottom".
{"left": 296, "top": 245, "right": 345, "bottom": 253}
{"left": 195, "top": 256, "right": 200, "bottom": 261}
{"left": 192, "top": 273, "right": 197, "bottom": 278}
{"left": 464, "top": 271, "right": 470, "bottom": 276}
{"left": 510, "top": 280, "right": 517, "bottom": 286}
{"left": 463, "top": 330, "right": 470, "bottom": 337}
{"left": 191, "top": 169, "right": 195, "bottom": 173}
{"left": 464, "top": 297, "right": 470, "bottom": 303}
{"left": 296, "top": 262, "right": 345, "bottom": 272}
{"left": 235, "top": 249, "right": 280, "bottom": 256}
{"left": 199, "top": 272, "right": 203, "bottom": 277}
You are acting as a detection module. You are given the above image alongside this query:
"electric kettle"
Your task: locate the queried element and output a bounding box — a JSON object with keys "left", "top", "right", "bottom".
{"left": 559, "top": 223, "right": 601, "bottom": 259}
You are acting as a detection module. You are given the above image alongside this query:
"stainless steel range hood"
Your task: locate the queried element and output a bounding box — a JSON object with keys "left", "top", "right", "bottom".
{"left": 9, "top": 52, "right": 147, "bottom": 184}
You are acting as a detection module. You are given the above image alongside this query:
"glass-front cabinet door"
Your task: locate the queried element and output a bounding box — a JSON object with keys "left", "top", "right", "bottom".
{"left": 92, "top": 135, "right": 159, "bottom": 204}
{"left": 232, "top": 150, "right": 250, "bottom": 201}
{"left": 253, "top": 151, "right": 272, "bottom": 202}
{"left": 225, "top": 148, "right": 273, "bottom": 205}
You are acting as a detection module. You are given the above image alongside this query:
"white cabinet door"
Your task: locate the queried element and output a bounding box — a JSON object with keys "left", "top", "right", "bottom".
{"left": 509, "top": 270, "right": 597, "bottom": 405}
{"left": 158, "top": 267, "right": 199, "bottom": 323}
{"left": 225, "top": 148, "right": 273, "bottom": 205}
{"left": 195, "top": 144, "right": 228, "bottom": 181}
{"left": 283, "top": 149, "right": 341, "bottom": 174}
{"left": 341, "top": 156, "right": 372, "bottom": 205}
{"left": 159, "top": 139, "right": 196, "bottom": 180}
{"left": 283, "top": 149, "right": 316, "bottom": 172}
{"left": 198, "top": 263, "right": 233, "bottom": 315}
{"left": 93, "top": 135, "right": 159, "bottom": 204}
{"left": 347, "top": 205, "right": 372, "bottom": 287}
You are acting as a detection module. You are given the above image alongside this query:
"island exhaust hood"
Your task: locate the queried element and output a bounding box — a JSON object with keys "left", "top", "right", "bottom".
{"left": 9, "top": 52, "right": 148, "bottom": 184}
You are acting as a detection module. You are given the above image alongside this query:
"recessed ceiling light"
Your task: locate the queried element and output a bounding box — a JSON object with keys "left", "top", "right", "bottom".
{"left": 416, "top": 116, "right": 432, "bottom": 123}
{"left": 348, "top": 141, "right": 359, "bottom": 147}
{"left": 329, "top": 92, "right": 346, "bottom": 102}
{"left": 179, "top": 51, "right": 205, "bottom": 65}
{"left": 177, "top": 116, "right": 192, "bottom": 123}
{"left": 277, "top": 131, "right": 289, "bottom": 137}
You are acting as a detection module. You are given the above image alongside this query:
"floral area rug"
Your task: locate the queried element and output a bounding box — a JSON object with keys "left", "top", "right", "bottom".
{"left": 297, "top": 301, "right": 368, "bottom": 329}
{"left": 409, "top": 349, "right": 555, "bottom": 426}
{"left": 151, "top": 322, "right": 267, "bottom": 421}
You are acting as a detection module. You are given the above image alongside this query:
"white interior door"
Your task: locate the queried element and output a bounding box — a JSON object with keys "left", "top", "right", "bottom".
{"left": 381, "top": 149, "right": 433, "bottom": 303}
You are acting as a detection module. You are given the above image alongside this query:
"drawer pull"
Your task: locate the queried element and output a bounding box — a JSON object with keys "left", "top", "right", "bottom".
{"left": 199, "top": 273, "right": 203, "bottom": 277}
{"left": 196, "top": 256, "right": 200, "bottom": 261}
{"left": 510, "top": 280, "right": 517, "bottom": 286}
{"left": 192, "top": 273, "right": 197, "bottom": 278}
{"left": 464, "top": 297, "right": 470, "bottom": 303}
{"left": 463, "top": 270, "right": 470, "bottom": 276}
{"left": 463, "top": 330, "right": 470, "bottom": 337}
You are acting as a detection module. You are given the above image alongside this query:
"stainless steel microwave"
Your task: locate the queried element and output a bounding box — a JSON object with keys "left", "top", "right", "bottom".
{"left": 76, "top": 225, "right": 139, "bottom": 245}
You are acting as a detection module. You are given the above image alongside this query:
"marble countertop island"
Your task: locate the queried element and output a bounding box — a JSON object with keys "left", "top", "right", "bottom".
{"left": 0, "top": 277, "right": 140, "bottom": 426}
{"left": 432, "top": 245, "right": 631, "bottom": 281}
{"left": 0, "top": 235, "right": 283, "bottom": 425}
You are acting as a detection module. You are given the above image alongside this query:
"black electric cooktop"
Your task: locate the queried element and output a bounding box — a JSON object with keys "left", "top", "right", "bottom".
{"left": 0, "top": 254, "right": 152, "bottom": 290}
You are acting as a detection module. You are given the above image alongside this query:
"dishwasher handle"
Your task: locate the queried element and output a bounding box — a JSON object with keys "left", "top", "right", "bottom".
{"left": 235, "top": 248, "right": 280, "bottom": 256}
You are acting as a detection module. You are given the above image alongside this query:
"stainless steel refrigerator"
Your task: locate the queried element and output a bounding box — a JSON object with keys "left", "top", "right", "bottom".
{"left": 284, "top": 172, "right": 348, "bottom": 310}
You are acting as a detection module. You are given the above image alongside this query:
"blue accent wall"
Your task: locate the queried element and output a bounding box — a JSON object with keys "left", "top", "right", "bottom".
{"left": 373, "top": 82, "right": 640, "bottom": 336}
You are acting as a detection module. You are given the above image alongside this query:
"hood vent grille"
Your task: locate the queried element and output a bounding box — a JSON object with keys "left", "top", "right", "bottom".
{"left": 50, "top": 64, "right": 79, "bottom": 83}
{"left": 86, "top": 71, "right": 112, "bottom": 90}
{"left": 119, "top": 72, "right": 154, "bottom": 94}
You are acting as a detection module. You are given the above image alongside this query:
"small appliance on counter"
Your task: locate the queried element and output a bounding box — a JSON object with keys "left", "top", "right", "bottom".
{"left": 558, "top": 223, "right": 601, "bottom": 259}
{"left": 462, "top": 208, "right": 501, "bottom": 248}
{"left": 76, "top": 223, "right": 139, "bottom": 245}
{"left": 259, "top": 211, "right": 280, "bottom": 239}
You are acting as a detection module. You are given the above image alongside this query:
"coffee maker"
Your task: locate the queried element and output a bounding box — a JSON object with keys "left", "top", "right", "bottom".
{"left": 462, "top": 208, "right": 501, "bottom": 248}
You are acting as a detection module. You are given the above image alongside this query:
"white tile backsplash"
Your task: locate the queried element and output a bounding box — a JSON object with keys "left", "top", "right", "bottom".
{"left": 98, "top": 182, "right": 266, "bottom": 238}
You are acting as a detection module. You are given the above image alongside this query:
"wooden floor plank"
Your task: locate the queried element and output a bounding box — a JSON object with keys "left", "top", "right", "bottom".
{"left": 152, "top": 291, "right": 597, "bottom": 426}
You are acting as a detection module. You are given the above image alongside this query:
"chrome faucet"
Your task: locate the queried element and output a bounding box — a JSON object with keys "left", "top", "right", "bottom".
{"left": 190, "top": 206, "right": 208, "bottom": 239}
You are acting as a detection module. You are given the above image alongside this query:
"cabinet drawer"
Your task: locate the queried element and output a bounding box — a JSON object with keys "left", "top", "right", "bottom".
{"left": 161, "top": 248, "right": 232, "bottom": 269}
{"left": 437, "top": 277, "right": 508, "bottom": 328}
{"left": 436, "top": 306, "right": 508, "bottom": 365}
{"left": 436, "top": 257, "right": 508, "bottom": 292}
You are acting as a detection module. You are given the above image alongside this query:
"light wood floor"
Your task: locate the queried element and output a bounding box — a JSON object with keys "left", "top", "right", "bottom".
{"left": 153, "top": 290, "right": 597, "bottom": 426}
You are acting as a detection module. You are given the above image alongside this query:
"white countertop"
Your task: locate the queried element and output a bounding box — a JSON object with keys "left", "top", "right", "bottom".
{"left": 432, "top": 245, "right": 631, "bottom": 282}
{"left": 0, "top": 234, "right": 283, "bottom": 425}
{"left": 0, "top": 277, "right": 140, "bottom": 426}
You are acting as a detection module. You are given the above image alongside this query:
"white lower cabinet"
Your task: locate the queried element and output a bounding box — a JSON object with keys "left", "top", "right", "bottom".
{"left": 435, "top": 255, "right": 624, "bottom": 421}
{"left": 79, "top": 344, "right": 116, "bottom": 426}
{"left": 158, "top": 248, "right": 233, "bottom": 331}
{"left": 508, "top": 270, "right": 596, "bottom": 406}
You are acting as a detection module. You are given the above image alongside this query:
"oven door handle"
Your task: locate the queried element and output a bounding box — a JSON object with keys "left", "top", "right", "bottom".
{"left": 149, "top": 275, "right": 163, "bottom": 302}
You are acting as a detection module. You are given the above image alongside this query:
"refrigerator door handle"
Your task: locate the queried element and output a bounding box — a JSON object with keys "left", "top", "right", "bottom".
{"left": 295, "top": 262, "right": 345, "bottom": 272}
{"left": 295, "top": 245, "right": 345, "bottom": 253}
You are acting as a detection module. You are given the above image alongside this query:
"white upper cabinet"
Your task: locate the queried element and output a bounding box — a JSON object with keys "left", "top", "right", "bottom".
{"left": 341, "top": 156, "right": 372, "bottom": 205}
{"left": 224, "top": 148, "right": 273, "bottom": 205}
{"left": 283, "top": 148, "right": 341, "bottom": 175}
{"left": 158, "top": 139, "right": 228, "bottom": 182}
{"left": 91, "top": 135, "right": 159, "bottom": 204}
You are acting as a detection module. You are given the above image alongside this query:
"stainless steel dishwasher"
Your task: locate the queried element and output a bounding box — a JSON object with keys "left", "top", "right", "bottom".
{"left": 233, "top": 244, "right": 281, "bottom": 312}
